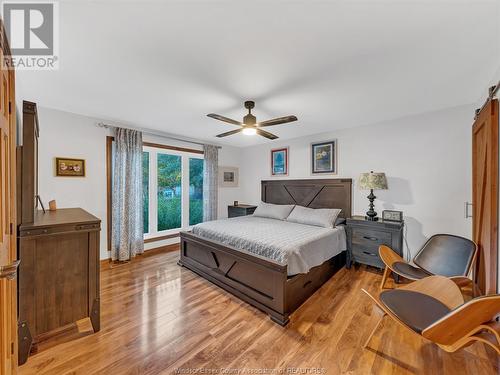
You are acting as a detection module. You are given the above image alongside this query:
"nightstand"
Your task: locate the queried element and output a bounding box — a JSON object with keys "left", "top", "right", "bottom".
{"left": 346, "top": 216, "right": 404, "bottom": 270}
{"left": 228, "top": 204, "right": 257, "bottom": 218}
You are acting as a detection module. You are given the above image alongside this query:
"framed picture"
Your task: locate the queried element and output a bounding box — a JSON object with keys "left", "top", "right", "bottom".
{"left": 311, "top": 140, "right": 337, "bottom": 174}
{"left": 55, "top": 157, "right": 86, "bottom": 177}
{"left": 219, "top": 166, "right": 239, "bottom": 187}
{"left": 271, "top": 147, "right": 289, "bottom": 176}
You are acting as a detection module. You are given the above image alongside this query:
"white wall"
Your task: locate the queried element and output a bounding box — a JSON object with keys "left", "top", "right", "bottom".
{"left": 239, "top": 104, "right": 475, "bottom": 259}
{"left": 32, "top": 103, "right": 480, "bottom": 262}
{"left": 36, "top": 106, "right": 242, "bottom": 259}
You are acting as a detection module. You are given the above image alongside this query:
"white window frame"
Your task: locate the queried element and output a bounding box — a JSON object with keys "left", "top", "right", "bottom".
{"left": 143, "top": 145, "right": 204, "bottom": 240}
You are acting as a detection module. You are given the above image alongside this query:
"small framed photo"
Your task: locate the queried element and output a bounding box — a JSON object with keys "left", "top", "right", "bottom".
{"left": 55, "top": 157, "right": 86, "bottom": 177}
{"left": 219, "top": 166, "right": 239, "bottom": 187}
{"left": 311, "top": 140, "right": 337, "bottom": 174}
{"left": 271, "top": 147, "right": 289, "bottom": 176}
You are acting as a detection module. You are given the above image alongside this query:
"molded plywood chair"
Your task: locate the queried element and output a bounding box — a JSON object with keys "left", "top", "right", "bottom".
{"left": 362, "top": 276, "right": 500, "bottom": 354}
{"left": 379, "top": 234, "right": 477, "bottom": 290}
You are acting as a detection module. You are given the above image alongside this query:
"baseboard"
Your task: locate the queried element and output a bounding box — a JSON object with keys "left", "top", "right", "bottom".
{"left": 100, "top": 243, "right": 180, "bottom": 268}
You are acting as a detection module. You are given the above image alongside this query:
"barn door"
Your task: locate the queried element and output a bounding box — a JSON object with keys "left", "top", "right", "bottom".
{"left": 472, "top": 98, "right": 499, "bottom": 295}
{"left": 0, "top": 36, "right": 17, "bottom": 374}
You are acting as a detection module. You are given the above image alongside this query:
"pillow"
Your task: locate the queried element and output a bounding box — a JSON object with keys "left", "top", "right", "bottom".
{"left": 286, "top": 205, "right": 342, "bottom": 228}
{"left": 335, "top": 217, "right": 346, "bottom": 226}
{"left": 252, "top": 202, "right": 295, "bottom": 220}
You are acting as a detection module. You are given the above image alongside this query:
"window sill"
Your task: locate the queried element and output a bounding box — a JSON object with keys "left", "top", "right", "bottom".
{"left": 144, "top": 232, "right": 180, "bottom": 243}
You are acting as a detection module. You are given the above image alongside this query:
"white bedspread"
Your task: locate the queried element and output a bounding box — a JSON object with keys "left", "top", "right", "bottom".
{"left": 192, "top": 216, "right": 346, "bottom": 275}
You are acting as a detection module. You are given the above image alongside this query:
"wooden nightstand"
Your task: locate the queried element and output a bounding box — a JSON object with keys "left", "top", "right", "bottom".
{"left": 228, "top": 204, "right": 257, "bottom": 218}
{"left": 346, "top": 215, "right": 404, "bottom": 270}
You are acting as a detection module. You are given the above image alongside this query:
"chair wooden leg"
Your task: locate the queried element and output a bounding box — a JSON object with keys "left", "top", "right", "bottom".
{"left": 364, "top": 312, "right": 386, "bottom": 349}
{"left": 380, "top": 266, "right": 391, "bottom": 290}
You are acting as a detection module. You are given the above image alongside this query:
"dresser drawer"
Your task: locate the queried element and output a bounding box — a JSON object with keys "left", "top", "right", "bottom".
{"left": 351, "top": 228, "right": 391, "bottom": 253}
{"left": 20, "top": 222, "right": 101, "bottom": 237}
{"left": 346, "top": 217, "right": 404, "bottom": 271}
{"left": 352, "top": 248, "right": 385, "bottom": 268}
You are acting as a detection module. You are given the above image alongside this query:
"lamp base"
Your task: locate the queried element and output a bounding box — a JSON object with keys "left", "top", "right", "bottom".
{"left": 366, "top": 189, "right": 378, "bottom": 221}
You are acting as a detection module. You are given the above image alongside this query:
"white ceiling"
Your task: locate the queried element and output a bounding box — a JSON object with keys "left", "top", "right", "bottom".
{"left": 16, "top": 0, "right": 500, "bottom": 147}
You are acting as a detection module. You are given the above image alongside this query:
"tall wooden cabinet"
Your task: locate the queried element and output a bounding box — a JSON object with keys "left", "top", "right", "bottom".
{"left": 17, "top": 102, "right": 101, "bottom": 365}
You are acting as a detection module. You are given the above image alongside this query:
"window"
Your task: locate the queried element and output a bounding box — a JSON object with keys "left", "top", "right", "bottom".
{"left": 157, "top": 153, "right": 182, "bottom": 231}
{"left": 106, "top": 136, "right": 205, "bottom": 250}
{"left": 189, "top": 158, "right": 204, "bottom": 226}
{"left": 142, "top": 145, "right": 204, "bottom": 239}
{"left": 143, "top": 151, "right": 150, "bottom": 233}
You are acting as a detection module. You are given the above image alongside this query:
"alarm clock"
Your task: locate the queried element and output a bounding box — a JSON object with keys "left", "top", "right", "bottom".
{"left": 382, "top": 210, "right": 403, "bottom": 222}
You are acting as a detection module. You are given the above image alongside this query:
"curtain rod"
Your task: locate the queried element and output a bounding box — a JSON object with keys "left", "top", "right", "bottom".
{"left": 97, "top": 122, "right": 222, "bottom": 149}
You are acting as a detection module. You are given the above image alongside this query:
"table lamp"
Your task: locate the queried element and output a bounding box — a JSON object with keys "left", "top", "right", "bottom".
{"left": 358, "top": 171, "right": 388, "bottom": 221}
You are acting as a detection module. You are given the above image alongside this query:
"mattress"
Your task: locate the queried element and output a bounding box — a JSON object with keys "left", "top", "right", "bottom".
{"left": 192, "top": 216, "right": 347, "bottom": 275}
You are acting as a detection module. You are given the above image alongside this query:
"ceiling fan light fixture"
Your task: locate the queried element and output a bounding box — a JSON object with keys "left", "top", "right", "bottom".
{"left": 209, "top": 100, "right": 296, "bottom": 139}
{"left": 242, "top": 127, "right": 257, "bottom": 136}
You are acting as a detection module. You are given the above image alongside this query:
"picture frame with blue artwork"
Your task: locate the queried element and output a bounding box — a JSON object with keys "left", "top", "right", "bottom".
{"left": 271, "top": 147, "right": 289, "bottom": 176}
{"left": 311, "top": 140, "right": 337, "bottom": 174}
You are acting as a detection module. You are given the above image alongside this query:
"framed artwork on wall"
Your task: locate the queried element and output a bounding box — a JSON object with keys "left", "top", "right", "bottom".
{"left": 271, "top": 147, "right": 289, "bottom": 176}
{"left": 55, "top": 157, "right": 86, "bottom": 177}
{"left": 311, "top": 140, "right": 337, "bottom": 174}
{"left": 219, "top": 166, "right": 239, "bottom": 187}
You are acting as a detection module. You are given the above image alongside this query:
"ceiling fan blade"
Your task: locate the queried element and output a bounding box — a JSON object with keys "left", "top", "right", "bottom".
{"left": 216, "top": 129, "right": 243, "bottom": 138}
{"left": 256, "top": 129, "right": 279, "bottom": 140}
{"left": 258, "top": 115, "right": 298, "bottom": 127}
{"left": 207, "top": 113, "right": 243, "bottom": 126}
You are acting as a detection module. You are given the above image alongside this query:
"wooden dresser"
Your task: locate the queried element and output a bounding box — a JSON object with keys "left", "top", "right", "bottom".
{"left": 17, "top": 208, "right": 101, "bottom": 361}
{"left": 16, "top": 101, "right": 101, "bottom": 364}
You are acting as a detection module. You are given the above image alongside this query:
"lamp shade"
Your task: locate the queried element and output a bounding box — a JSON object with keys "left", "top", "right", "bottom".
{"left": 358, "top": 172, "right": 388, "bottom": 190}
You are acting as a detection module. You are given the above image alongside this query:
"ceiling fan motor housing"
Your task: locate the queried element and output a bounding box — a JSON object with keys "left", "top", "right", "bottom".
{"left": 243, "top": 113, "right": 256, "bottom": 125}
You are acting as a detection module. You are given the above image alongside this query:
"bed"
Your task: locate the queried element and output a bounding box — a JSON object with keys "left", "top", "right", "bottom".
{"left": 178, "top": 178, "right": 352, "bottom": 325}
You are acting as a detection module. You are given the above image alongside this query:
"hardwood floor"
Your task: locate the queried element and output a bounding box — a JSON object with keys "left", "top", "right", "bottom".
{"left": 19, "top": 248, "right": 499, "bottom": 375}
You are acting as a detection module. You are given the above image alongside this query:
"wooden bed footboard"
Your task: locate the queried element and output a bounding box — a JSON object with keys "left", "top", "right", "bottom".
{"left": 179, "top": 231, "right": 345, "bottom": 325}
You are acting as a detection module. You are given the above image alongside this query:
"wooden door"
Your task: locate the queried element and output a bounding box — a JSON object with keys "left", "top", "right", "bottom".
{"left": 472, "top": 98, "right": 499, "bottom": 295}
{"left": 0, "top": 34, "right": 17, "bottom": 375}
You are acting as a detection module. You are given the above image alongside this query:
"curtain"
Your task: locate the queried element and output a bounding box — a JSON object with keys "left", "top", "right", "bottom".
{"left": 203, "top": 144, "right": 218, "bottom": 222}
{"left": 112, "top": 128, "right": 144, "bottom": 261}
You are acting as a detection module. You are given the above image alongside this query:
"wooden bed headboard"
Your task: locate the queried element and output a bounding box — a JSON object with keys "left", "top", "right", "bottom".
{"left": 261, "top": 179, "right": 352, "bottom": 218}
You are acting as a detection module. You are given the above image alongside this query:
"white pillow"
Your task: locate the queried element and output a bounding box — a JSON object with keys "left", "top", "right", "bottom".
{"left": 252, "top": 202, "right": 295, "bottom": 220}
{"left": 286, "top": 205, "right": 342, "bottom": 228}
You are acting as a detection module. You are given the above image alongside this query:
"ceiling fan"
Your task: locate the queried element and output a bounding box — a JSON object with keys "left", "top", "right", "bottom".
{"left": 207, "top": 101, "right": 298, "bottom": 140}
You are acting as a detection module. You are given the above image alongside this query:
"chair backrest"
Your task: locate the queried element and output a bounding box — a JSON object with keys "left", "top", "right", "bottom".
{"left": 413, "top": 234, "right": 477, "bottom": 277}
{"left": 422, "top": 295, "right": 500, "bottom": 345}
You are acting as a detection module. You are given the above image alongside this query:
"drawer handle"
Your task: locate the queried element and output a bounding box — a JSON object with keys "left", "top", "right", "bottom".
{"left": 363, "top": 236, "right": 378, "bottom": 241}
{"left": 363, "top": 251, "right": 377, "bottom": 256}
{"left": 76, "top": 224, "right": 97, "bottom": 230}
{"left": 25, "top": 229, "right": 48, "bottom": 235}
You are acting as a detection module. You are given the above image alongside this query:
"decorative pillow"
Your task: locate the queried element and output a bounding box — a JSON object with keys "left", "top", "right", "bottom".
{"left": 286, "top": 205, "right": 342, "bottom": 228}
{"left": 252, "top": 202, "right": 295, "bottom": 220}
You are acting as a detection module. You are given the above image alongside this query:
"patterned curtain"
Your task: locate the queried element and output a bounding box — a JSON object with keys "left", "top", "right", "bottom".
{"left": 203, "top": 144, "right": 218, "bottom": 222}
{"left": 112, "top": 128, "right": 144, "bottom": 261}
